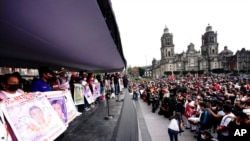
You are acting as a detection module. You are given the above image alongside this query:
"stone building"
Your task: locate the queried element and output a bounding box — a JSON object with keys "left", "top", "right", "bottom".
{"left": 141, "top": 65, "right": 152, "bottom": 77}
{"left": 152, "top": 24, "right": 229, "bottom": 78}
{"left": 218, "top": 46, "right": 234, "bottom": 70}
{"left": 235, "top": 48, "right": 250, "bottom": 71}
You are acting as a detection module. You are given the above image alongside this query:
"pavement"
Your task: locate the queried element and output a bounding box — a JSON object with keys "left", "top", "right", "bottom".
{"left": 136, "top": 96, "right": 197, "bottom": 141}
{"left": 135, "top": 94, "right": 218, "bottom": 141}
{"left": 55, "top": 89, "right": 132, "bottom": 141}
{"left": 55, "top": 89, "right": 208, "bottom": 141}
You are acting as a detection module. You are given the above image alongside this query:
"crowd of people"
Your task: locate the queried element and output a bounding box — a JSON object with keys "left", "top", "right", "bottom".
{"left": 129, "top": 74, "right": 250, "bottom": 141}
{"left": 0, "top": 66, "right": 128, "bottom": 140}
{"left": 0, "top": 66, "right": 129, "bottom": 109}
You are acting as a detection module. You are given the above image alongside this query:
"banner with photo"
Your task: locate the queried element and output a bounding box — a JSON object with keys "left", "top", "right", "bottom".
{"left": 0, "top": 94, "right": 66, "bottom": 141}
{"left": 73, "top": 84, "right": 85, "bottom": 105}
{"left": 41, "top": 91, "right": 81, "bottom": 124}
{"left": 0, "top": 108, "right": 10, "bottom": 140}
{"left": 92, "top": 82, "right": 101, "bottom": 100}
{"left": 47, "top": 94, "right": 68, "bottom": 124}
{"left": 84, "top": 86, "right": 95, "bottom": 104}
{"left": 63, "top": 91, "right": 81, "bottom": 123}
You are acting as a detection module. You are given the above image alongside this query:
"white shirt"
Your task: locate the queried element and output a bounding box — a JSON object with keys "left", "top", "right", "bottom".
{"left": 243, "top": 108, "right": 250, "bottom": 118}
{"left": 218, "top": 110, "right": 225, "bottom": 117}
{"left": 0, "top": 90, "right": 23, "bottom": 101}
{"left": 220, "top": 113, "right": 235, "bottom": 136}
{"left": 168, "top": 119, "right": 180, "bottom": 131}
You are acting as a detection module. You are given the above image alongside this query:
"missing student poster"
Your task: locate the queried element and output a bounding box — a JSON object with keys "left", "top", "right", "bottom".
{"left": 0, "top": 94, "right": 66, "bottom": 141}
{"left": 42, "top": 91, "right": 81, "bottom": 124}
{"left": 73, "top": 84, "right": 85, "bottom": 105}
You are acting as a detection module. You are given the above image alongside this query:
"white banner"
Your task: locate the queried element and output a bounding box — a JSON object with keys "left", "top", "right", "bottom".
{"left": 63, "top": 91, "right": 81, "bottom": 123}
{"left": 92, "top": 82, "right": 101, "bottom": 101}
{"left": 42, "top": 91, "right": 81, "bottom": 124}
{"left": 84, "top": 86, "right": 95, "bottom": 104}
{"left": 73, "top": 84, "right": 85, "bottom": 105}
{"left": 0, "top": 94, "right": 66, "bottom": 141}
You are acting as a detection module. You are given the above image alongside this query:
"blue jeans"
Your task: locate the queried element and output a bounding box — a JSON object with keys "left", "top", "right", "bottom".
{"left": 168, "top": 128, "right": 179, "bottom": 141}
{"left": 114, "top": 84, "right": 119, "bottom": 95}
{"left": 133, "top": 92, "right": 138, "bottom": 100}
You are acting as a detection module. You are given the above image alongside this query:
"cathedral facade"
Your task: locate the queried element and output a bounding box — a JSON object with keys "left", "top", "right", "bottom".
{"left": 152, "top": 24, "right": 233, "bottom": 78}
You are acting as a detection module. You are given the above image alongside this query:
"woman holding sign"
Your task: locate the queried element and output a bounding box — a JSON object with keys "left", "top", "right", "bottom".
{"left": 0, "top": 73, "right": 24, "bottom": 101}
{"left": 0, "top": 73, "right": 24, "bottom": 141}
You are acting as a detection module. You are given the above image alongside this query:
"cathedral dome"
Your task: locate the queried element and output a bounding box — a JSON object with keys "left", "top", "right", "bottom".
{"left": 220, "top": 46, "right": 233, "bottom": 56}
{"left": 206, "top": 24, "right": 213, "bottom": 32}
{"left": 164, "top": 26, "right": 169, "bottom": 33}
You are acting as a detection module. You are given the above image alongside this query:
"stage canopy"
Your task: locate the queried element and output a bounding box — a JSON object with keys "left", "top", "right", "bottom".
{"left": 0, "top": 0, "right": 126, "bottom": 72}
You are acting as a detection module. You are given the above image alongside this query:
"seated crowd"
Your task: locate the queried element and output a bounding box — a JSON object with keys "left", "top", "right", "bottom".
{"left": 130, "top": 75, "right": 250, "bottom": 141}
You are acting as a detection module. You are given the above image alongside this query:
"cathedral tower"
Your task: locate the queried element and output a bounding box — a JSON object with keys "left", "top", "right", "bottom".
{"left": 201, "top": 24, "right": 220, "bottom": 72}
{"left": 201, "top": 24, "right": 219, "bottom": 57}
{"left": 161, "top": 26, "right": 175, "bottom": 59}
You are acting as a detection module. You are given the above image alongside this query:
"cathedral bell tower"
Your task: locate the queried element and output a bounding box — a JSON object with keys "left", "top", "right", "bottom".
{"left": 161, "top": 26, "right": 175, "bottom": 59}
{"left": 201, "top": 24, "right": 220, "bottom": 73}
{"left": 201, "top": 24, "right": 219, "bottom": 57}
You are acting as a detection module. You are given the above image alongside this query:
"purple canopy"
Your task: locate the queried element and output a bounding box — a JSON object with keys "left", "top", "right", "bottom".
{"left": 0, "top": 0, "right": 126, "bottom": 72}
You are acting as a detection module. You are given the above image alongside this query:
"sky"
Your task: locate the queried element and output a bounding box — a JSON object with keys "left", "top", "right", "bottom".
{"left": 110, "top": 0, "right": 250, "bottom": 67}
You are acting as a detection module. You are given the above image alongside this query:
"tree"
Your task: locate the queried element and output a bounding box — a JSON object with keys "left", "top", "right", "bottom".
{"left": 190, "top": 70, "right": 196, "bottom": 75}
{"left": 212, "top": 68, "right": 224, "bottom": 74}
{"left": 224, "top": 70, "right": 231, "bottom": 74}
{"left": 173, "top": 71, "right": 180, "bottom": 75}
{"left": 239, "top": 70, "right": 246, "bottom": 73}
{"left": 126, "top": 66, "right": 133, "bottom": 76}
{"left": 164, "top": 71, "right": 172, "bottom": 76}
{"left": 197, "top": 70, "right": 204, "bottom": 75}
{"left": 182, "top": 71, "right": 189, "bottom": 75}
{"left": 138, "top": 67, "right": 145, "bottom": 77}
{"left": 232, "top": 70, "right": 238, "bottom": 75}
{"left": 132, "top": 67, "right": 139, "bottom": 76}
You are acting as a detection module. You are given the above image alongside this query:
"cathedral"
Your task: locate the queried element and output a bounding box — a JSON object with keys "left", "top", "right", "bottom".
{"left": 152, "top": 24, "right": 234, "bottom": 78}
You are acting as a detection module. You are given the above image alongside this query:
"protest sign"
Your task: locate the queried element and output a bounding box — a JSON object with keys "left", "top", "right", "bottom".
{"left": 84, "top": 86, "right": 95, "bottom": 104}
{"left": 0, "top": 94, "right": 66, "bottom": 141}
{"left": 63, "top": 91, "right": 81, "bottom": 123}
{"left": 41, "top": 91, "right": 81, "bottom": 124}
{"left": 73, "top": 84, "right": 85, "bottom": 105}
{"left": 92, "top": 82, "right": 101, "bottom": 101}
{"left": 48, "top": 95, "right": 68, "bottom": 124}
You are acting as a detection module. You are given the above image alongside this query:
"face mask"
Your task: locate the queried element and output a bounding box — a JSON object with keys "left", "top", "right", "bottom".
{"left": 201, "top": 134, "right": 205, "bottom": 140}
{"left": 7, "top": 84, "right": 19, "bottom": 91}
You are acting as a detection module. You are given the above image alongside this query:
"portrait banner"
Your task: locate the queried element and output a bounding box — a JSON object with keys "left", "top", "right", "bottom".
{"left": 48, "top": 95, "right": 68, "bottom": 125}
{"left": 92, "top": 82, "right": 101, "bottom": 101}
{"left": 41, "top": 91, "right": 81, "bottom": 124}
{"left": 63, "top": 91, "right": 81, "bottom": 123}
{"left": 0, "top": 108, "right": 9, "bottom": 140}
{"left": 73, "top": 84, "right": 85, "bottom": 105}
{"left": 0, "top": 94, "right": 66, "bottom": 141}
{"left": 84, "top": 86, "right": 95, "bottom": 104}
